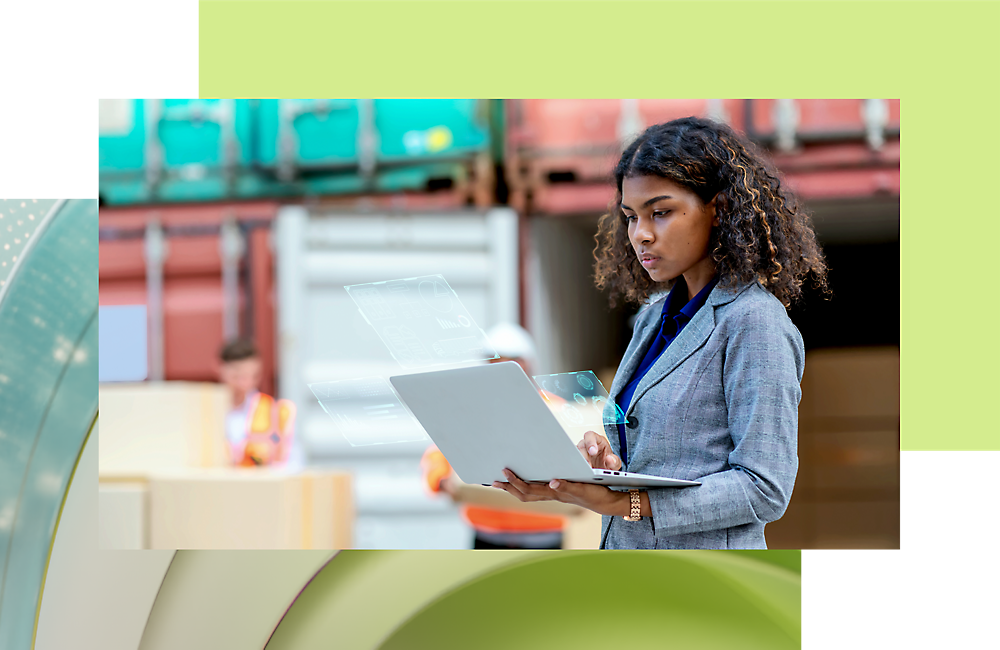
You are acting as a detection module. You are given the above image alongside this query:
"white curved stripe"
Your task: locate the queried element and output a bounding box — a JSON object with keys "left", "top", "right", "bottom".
{"left": 35, "top": 420, "right": 175, "bottom": 650}
{"left": 138, "top": 549, "right": 335, "bottom": 650}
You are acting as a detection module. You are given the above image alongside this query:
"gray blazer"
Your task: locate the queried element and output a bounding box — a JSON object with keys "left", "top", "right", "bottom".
{"left": 600, "top": 280, "right": 804, "bottom": 549}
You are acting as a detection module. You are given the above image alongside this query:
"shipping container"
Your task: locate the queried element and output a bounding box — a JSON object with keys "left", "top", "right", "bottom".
{"left": 506, "top": 99, "right": 743, "bottom": 188}
{"left": 98, "top": 202, "right": 278, "bottom": 396}
{"left": 99, "top": 99, "right": 260, "bottom": 204}
{"left": 99, "top": 99, "right": 499, "bottom": 207}
{"left": 744, "top": 99, "right": 900, "bottom": 150}
{"left": 275, "top": 206, "right": 520, "bottom": 549}
{"left": 506, "top": 99, "right": 900, "bottom": 215}
{"left": 523, "top": 214, "right": 627, "bottom": 378}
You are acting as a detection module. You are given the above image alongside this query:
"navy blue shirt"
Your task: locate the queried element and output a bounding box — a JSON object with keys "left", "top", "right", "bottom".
{"left": 614, "top": 275, "right": 719, "bottom": 468}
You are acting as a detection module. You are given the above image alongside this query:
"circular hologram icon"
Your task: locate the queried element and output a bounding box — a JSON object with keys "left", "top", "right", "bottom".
{"left": 573, "top": 393, "right": 587, "bottom": 405}
{"left": 576, "top": 374, "right": 594, "bottom": 390}
{"left": 418, "top": 280, "right": 455, "bottom": 313}
{"left": 561, "top": 404, "right": 585, "bottom": 425}
{"left": 457, "top": 314, "right": 471, "bottom": 327}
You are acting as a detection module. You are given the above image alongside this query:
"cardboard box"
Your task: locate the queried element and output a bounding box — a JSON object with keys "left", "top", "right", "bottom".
{"left": 147, "top": 468, "right": 352, "bottom": 550}
{"left": 98, "top": 381, "right": 230, "bottom": 474}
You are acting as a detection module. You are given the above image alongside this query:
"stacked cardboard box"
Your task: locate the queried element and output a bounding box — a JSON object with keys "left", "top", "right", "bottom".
{"left": 98, "top": 382, "right": 353, "bottom": 549}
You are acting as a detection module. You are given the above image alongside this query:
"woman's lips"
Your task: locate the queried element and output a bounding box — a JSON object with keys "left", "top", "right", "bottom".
{"left": 640, "top": 256, "right": 659, "bottom": 267}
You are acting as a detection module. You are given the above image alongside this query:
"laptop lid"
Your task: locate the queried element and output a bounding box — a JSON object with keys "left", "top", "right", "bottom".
{"left": 390, "top": 361, "right": 598, "bottom": 485}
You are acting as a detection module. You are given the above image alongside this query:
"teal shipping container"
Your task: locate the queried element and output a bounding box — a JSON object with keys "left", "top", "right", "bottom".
{"left": 98, "top": 99, "right": 497, "bottom": 205}
{"left": 98, "top": 99, "right": 261, "bottom": 204}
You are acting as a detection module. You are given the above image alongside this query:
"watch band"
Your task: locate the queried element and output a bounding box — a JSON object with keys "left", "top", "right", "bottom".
{"left": 623, "top": 489, "right": 642, "bottom": 521}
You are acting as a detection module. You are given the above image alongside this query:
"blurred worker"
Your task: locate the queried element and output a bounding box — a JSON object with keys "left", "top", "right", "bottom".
{"left": 217, "top": 338, "right": 302, "bottom": 470}
{"left": 421, "top": 322, "right": 571, "bottom": 549}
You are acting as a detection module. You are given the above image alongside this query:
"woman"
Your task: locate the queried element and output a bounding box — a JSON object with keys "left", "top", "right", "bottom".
{"left": 494, "top": 116, "right": 829, "bottom": 549}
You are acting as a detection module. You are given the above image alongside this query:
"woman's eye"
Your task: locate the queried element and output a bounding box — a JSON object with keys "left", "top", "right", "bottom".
{"left": 624, "top": 214, "right": 637, "bottom": 221}
{"left": 653, "top": 210, "right": 670, "bottom": 217}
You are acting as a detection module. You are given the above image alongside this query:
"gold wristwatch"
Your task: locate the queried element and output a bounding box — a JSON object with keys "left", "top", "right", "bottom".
{"left": 623, "top": 490, "right": 642, "bottom": 521}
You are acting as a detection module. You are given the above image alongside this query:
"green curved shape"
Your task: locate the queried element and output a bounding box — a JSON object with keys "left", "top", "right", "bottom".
{"left": 0, "top": 199, "right": 99, "bottom": 650}
{"left": 265, "top": 550, "right": 798, "bottom": 650}
{"left": 379, "top": 552, "right": 799, "bottom": 650}
{"left": 265, "top": 551, "right": 556, "bottom": 650}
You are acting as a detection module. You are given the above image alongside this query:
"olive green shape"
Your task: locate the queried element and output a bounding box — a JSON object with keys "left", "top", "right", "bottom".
{"left": 378, "top": 552, "right": 799, "bottom": 650}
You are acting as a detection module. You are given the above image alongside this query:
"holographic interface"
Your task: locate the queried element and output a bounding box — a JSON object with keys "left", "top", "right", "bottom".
{"left": 309, "top": 377, "right": 427, "bottom": 446}
{"left": 345, "top": 275, "right": 499, "bottom": 369}
{"left": 532, "top": 371, "right": 626, "bottom": 443}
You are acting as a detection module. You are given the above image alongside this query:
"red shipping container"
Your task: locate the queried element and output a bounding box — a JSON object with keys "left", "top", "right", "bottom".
{"left": 507, "top": 99, "right": 900, "bottom": 215}
{"left": 747, "top": 99, "right": 900, "bottom": 139}
{"left": 506, "top": 99, "right": 746, "bottom": 188}
{"left": 99, "top": 202, "right": 279, "bottom": 396}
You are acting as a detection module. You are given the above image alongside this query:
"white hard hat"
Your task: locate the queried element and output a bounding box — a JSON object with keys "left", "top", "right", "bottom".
{"left": 485, "top": 322, "right": 537, "bottom": 363}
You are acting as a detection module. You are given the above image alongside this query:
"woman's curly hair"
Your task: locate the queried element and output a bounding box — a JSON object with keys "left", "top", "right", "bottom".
{"left": 594, "top": 116, "right": 829, "bottom": 308}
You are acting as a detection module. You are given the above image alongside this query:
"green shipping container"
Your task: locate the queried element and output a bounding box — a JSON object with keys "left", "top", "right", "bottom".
{"left": 99, "top": 99, "right": 498, "bottom": 205}
{"left": 99, "top": 99, "right": 259, "bottom": 204}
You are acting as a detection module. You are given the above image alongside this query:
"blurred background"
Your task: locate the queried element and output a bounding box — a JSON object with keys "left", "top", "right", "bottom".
{"left": 97, "top": 99, "right": 899, "bottom": 550}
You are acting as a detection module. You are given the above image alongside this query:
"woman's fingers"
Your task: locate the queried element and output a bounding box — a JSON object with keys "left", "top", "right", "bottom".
{"left": 493, "top": 478, "right": 532, "bottom": 501}
{"left": 582, "top": 431, "right": 602, "bottom": 458}
{"left": 605, "top": 453, "right": 622, "bottom": 470}
{"left": 495, "top": 469, "right": 528, "bottom": 500}
{"left": 499, "top": 469, "right": 554, "bottom": 501}
{"left": 580, "top": 431, "right": 614, "bottom": 468}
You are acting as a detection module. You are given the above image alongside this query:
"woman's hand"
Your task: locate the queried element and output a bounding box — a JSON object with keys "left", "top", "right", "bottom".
{"left": 576, "top": 431, "right": 622, "bottom": 470}
{"left": 492, "top": 469, "right": 629, "bottom": 517}
{"left": 439, "top": 475, "right": 459, "bottom": 499}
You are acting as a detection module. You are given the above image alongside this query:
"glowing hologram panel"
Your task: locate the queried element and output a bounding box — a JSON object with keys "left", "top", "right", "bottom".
{"left": 309, "top": 377, "right": 427, "bottom": 446}
{"left": 350, "top": 286, "right": 395, "bottom": 321}
{"left": 345, "top": 275, "right": 498, "bottom": 369}
{"left": 532, "top": 371, "right": 626, "bottom": 441}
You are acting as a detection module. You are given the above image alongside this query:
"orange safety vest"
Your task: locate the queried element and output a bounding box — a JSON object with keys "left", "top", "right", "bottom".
{"left": 420, "top": 446, "right": 565, "bottom": 534}
{"left": 238, "top": 393, "right": 296, "bottom": 467}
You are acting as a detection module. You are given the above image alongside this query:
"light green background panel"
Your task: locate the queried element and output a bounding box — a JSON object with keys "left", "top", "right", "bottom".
{"left": 893, "top": 1, "right": 1000, "bottom": 450}
{"left": 0, "top": 200, "right": 99, "bottom": 649}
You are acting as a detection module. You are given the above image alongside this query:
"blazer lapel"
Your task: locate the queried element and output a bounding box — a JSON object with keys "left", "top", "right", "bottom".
{"left": 607, "top": 306, "right": 662, "bottom": 403}
{"left": 624, "top": 281, "right": 753, "bottom": 415}
{"left": 625, "top": 304, "right": 715, "bottom": 414}
{"left": 604, "top": 305, "right": 662, "bottom": 444}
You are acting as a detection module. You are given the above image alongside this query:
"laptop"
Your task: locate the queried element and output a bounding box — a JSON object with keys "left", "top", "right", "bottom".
{"left": 390, "top": 361, "right": 700, "bottom": 489}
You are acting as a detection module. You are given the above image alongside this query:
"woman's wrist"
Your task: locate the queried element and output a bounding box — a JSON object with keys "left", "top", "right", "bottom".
{"left": 615, "top": 491, "right": 631, "bottom": 517}
{"left": 615, "top": 491, "right": 652, "bottom": 518}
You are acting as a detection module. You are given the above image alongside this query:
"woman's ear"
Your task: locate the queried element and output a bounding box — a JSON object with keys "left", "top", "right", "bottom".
{"left": 708, "top": 193, "right": 720, "bottom": 227}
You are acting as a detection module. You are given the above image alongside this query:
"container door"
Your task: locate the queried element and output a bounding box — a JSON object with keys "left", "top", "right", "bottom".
{"left": 255, "top": 99, "right": 360, "bottom": 175}
{"left": 747, "top": 99, "right": 900, "bottom": 144}
{"left": 276, "top": 206, "right": 519, "bottom": 549}
{"left": 376, "top": 99, "right": 490, "bottom": 162}
{"left": 153, "top": 99, "right": 255, "bottom": 202}
{"left": 99, "top": 99, "right": 148, "bottom": 204}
